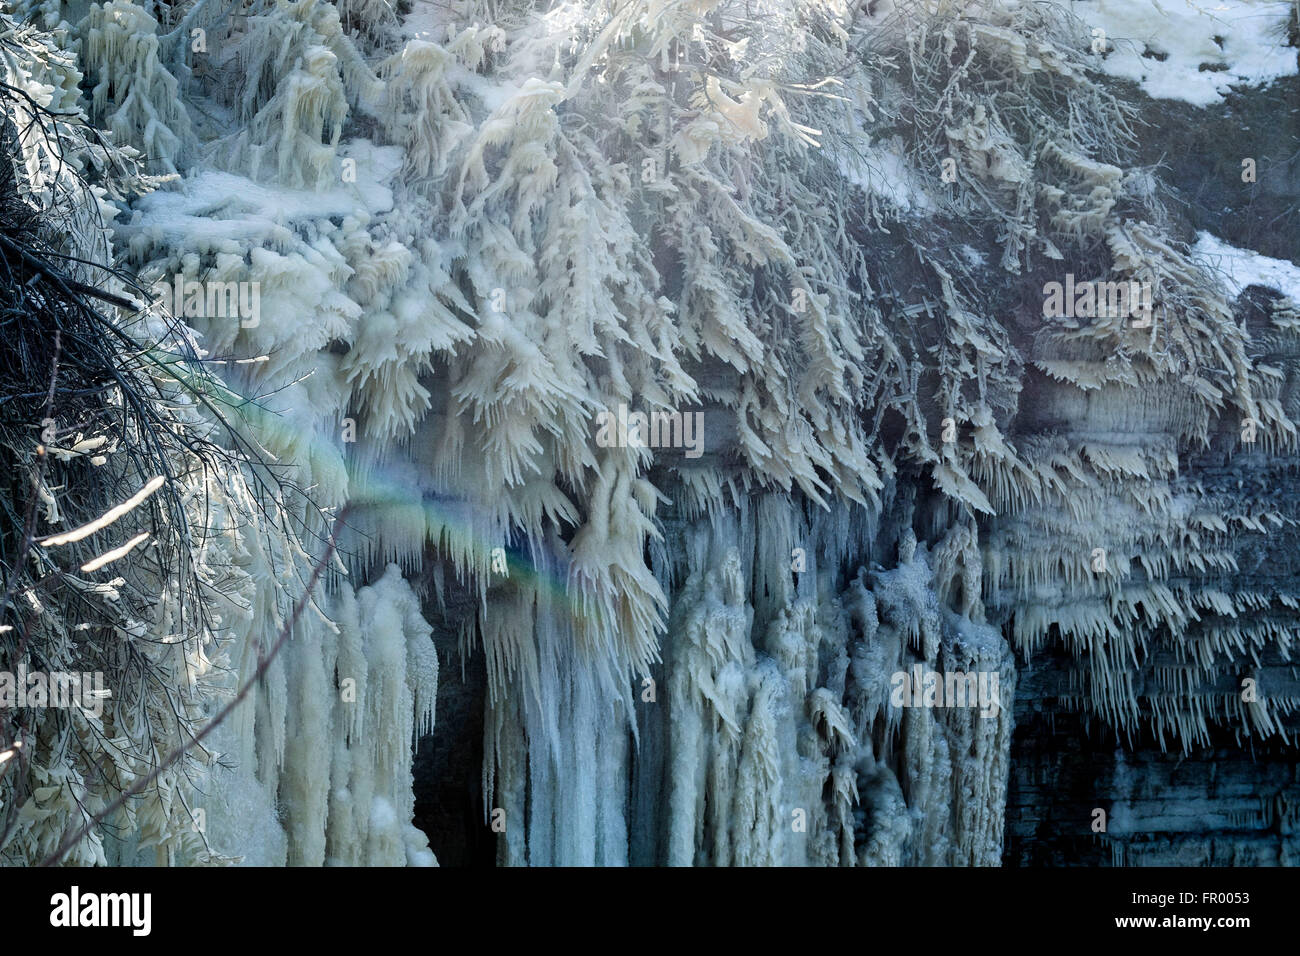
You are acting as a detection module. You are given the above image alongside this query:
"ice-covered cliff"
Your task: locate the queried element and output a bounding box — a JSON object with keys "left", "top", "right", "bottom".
{"left": 2, "top": 0, "right": 1298, "bottom": 866}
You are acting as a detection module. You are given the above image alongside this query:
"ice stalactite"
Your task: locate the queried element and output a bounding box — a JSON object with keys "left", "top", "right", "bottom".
{"left": 78, "top": 0, "right": 195, "bottom": 177}
{"left": 481, "top": 543, "right": 635, "bottom": 867}
{"left": 200, "top": 565, "right": 438, "bottom": 866}
{"left": 210, "top": 0, "right": 356, "bottom": 188}
{"left": 638, "top": 511, "right": 1014, "bottom": 867}
{"left": 329, "top": 566, "right": 438, "bottom": 866}
{"left": 480, "top": 482, "right": 1013, "bottom": 866}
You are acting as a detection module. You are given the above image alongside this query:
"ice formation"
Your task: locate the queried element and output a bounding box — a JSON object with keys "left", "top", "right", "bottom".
{"left": 2, "top": 0, "right": 1298, "bottom": 866}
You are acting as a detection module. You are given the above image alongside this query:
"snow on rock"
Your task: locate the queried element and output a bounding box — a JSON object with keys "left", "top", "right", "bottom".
{"left": 1070, "top": 0, "right": 1298, "bottom": 106}
{"left": 1192, "top": 230, "right": 1300, "bottom": 301}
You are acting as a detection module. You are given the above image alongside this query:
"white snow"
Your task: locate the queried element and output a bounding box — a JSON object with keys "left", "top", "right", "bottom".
{"left": 125, "top": 143, "right": 402, "bottom": 244}
{"left": 838, "top": 138, "right": 936, "bottom": 214}
{"left": 1070, "top": 0, "right": 1298, "bottom": 106}
{"left": 1192, "top": 230, "right": 1300, "bottom": 299}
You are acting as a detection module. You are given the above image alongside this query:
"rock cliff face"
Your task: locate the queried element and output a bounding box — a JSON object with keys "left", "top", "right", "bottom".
{"left": 1001, "top": 281, "right": 1300, "bottom": 864}
{"left": 997, "top": 59, "right": 1300, "bottom": 866}
{"left": 2, "top": 0, "right": 1299, "bottom": 867}
{"left": 1006, "top": 711, "right": 1300, "bottom": 866}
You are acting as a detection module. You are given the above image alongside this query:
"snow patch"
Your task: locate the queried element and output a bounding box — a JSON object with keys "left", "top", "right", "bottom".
{"left": 1192, "top": 230, "right": 1300, "bottom": 300}
{"left": 125, "top": 141, "right": 402, "bottom": 243}
{"left": 838, "top": 139, "right": 936, "bottom": 214}
{"left": 1071, "top": 0, "right": 1298, "bottom": 106}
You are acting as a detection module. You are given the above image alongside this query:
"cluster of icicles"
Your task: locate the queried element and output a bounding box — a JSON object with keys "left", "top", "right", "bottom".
{"left": 6, "top": 0, "right": 1298, "bottom": 865}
